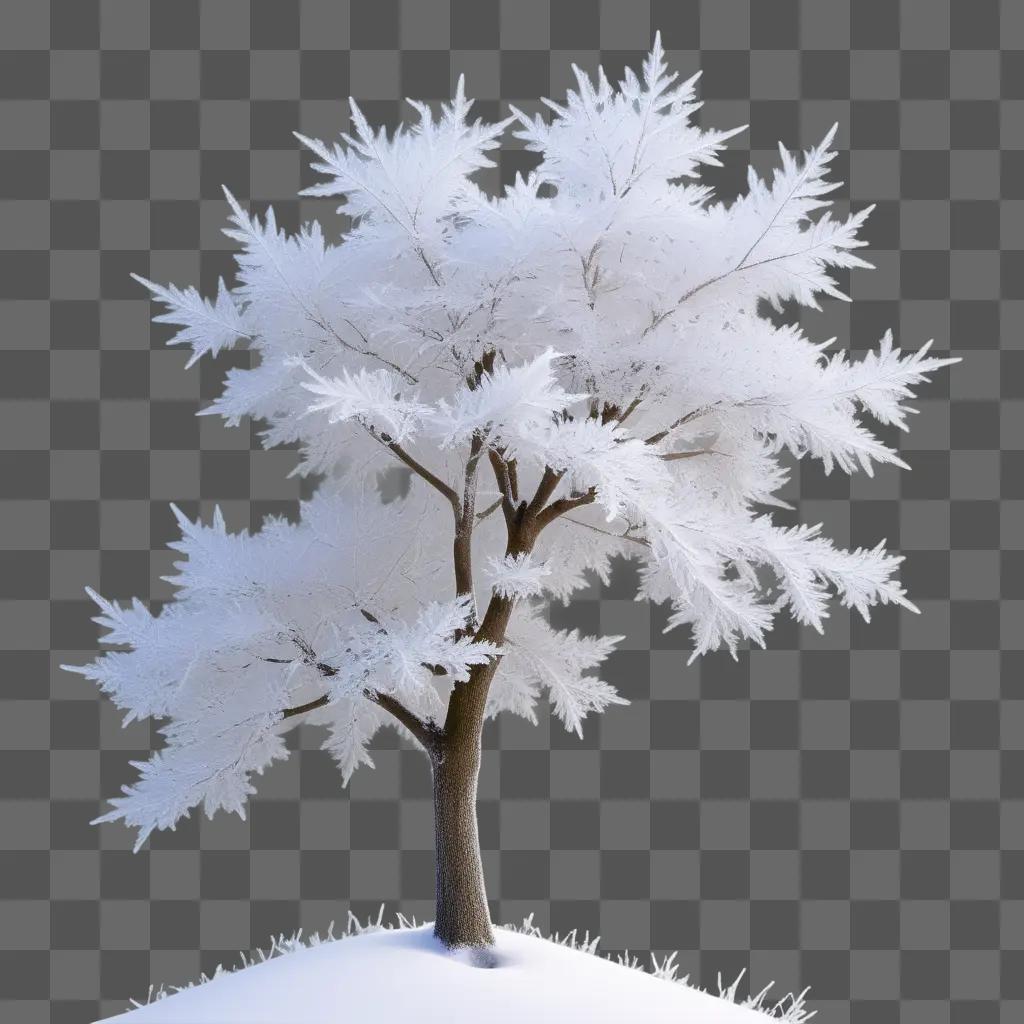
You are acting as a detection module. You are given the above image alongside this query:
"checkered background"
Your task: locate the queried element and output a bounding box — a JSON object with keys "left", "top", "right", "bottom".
{"left": 0, "top": 0, "right": 1020, "bottom": 1021}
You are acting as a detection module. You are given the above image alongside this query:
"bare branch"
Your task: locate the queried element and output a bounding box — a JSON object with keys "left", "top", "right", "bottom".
{"left": 644, "top": 405, "right": 713, "bottom": 445}
{"left": 475, "top": 498, "right": 503, "bottom": 522}
{"left": 331, "top": 314, "right": 419, "bottom": 384}
{"left": 364, "top": 424, "right": 460, "bottom": 514}
{"left": 562, "top": 515, "right": 651, "bottom": 548}
{"left": 416, "top": 247, "right": 443, "bottom": 288}
{"left": 661, "top": 447, "right": 724, "bottom": 462}
{"left": 535, "top": 486, "right": 598, "bottom": 531}
{"left": 281, "top": 693, "right": 331, "bottom": 719}
{"left": 617, "top": 393, "right": 644, "bottom": 425}
{"left": 465, "top": 348, "right": 496, "bottom": 390}
{"left": 275, "top": 614, "right": 448, "bottom": 738}
{"left": 451, "top": 351, "right": 499, "bottom": 617}
{"left": 506, "top": 458, "right": 519, "bottom": 502}
{"left": 486, "top": 448, "right": 512, "bottom": 500}
{"left": 487, "top": 448, "right": 517, "bottom": 528}
{"left": 454, "top": 431, "right": 487, "bottom": 609}
{"left": 525, "top": 465, "right": 564, "bottom": 518}
{"left": 279, "top": 685, "right": 441, "bottom": 752}
{"left": 461, "top": 432, "right": 487, "bottom": 522}
{"left": 367, "top": 690, "right": 443, "bottom": 752}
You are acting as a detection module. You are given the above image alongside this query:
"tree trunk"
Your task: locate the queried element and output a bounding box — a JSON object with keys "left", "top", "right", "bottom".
{"left": 432, "top": 511, "right": 534, "bottom": 949}
{"left": 431, "top": 721, "right": 494, "bottom": 948}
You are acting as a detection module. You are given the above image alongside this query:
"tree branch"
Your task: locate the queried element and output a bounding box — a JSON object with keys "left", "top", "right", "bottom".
{"left": 365, "top": 424, "right": 460, "bottom": 514}
{"left": 336, "top": 316, "right": 419, "bottom": 384}
{"left": 644, "top": 405, "right": 713, "bottom": 446}
{"left": 442, "top": 444, "right": 568, "bottom": 746}
{"left": 454, "top": 430, "right": 488, "bottom": 610}
{"left": 367, "top": 690, "right": 443, "bottom": 752}
{"left": 275, "top": 623, "right": 445, "bottom": 749}
{"left": 279, "top": 681, "right": 440, "bottom": 753}
{"left": 357, "top": 610, "right": 448, "bottom": 676}
{"left": 506, "top": 458, "right": 519, "bottom": 502}
{"left": 616, "top": 393, "right": 644, "bottom": 425}
{"left": 281, "top": 693, "right": 331, "bottom": 719}
{"left": 562, "top": 515, "right": 651, "bottom": 548}
{"left": 643, "top": 209, "right": 849, "bottom": 341}
{"left": 416, "top": 247, "right": 443, "bottom": 288}
{"left": 661, "top": 448, "right": 724, "bottom": 462}
{"left": 487, "top": 448, "right": 517, "bottom": 528}
{"left": 525, "top": 465, "right": 564, "bottom": 518}
{"left": 535, "top": 486, "right": 598, "bottom": 531}
{"left": 466, "top": 348, "right": 496, "bottom": 389}
{"left": 462, "top": 432, "right": 487, "bottom": 522}
{"left": 450, "top": 351, "right": 499, "bottom": 619}
{"left": 475, "top": 498, "right": 503, "bottom": 522}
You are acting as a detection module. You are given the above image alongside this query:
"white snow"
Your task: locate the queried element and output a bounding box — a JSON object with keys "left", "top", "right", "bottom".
{"left": 101, "top": 924, "right": 799, "bottom": 1024}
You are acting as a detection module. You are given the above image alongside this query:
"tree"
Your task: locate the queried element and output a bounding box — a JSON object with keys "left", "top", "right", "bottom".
{"left": 66, "top": 37, "right": 954, "bottom": 951}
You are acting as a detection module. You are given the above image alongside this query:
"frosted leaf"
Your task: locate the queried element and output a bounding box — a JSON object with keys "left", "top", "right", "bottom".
{"left": 132, "top": 274, "right": 248, "bottom": 367}
{"left": 503, "top": 608, "right": 626, "bottom": 737}
{"left": 483, "top": 553, "right": 552, "bottom": 599}
{"left": 299, "top": 363, "right": 432, "bottom": 443}
{"left": 429, "top": 348, "right": 587, "bottom": 450}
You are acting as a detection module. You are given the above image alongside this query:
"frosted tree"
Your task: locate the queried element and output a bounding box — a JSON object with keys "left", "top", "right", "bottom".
{"left": 67, "top": 38, "right": 954, "bottom": 950}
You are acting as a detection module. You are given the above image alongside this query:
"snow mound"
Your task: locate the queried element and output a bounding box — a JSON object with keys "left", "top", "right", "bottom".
{"left": 102, "top": 916, "right": 811, "bottom": 1024}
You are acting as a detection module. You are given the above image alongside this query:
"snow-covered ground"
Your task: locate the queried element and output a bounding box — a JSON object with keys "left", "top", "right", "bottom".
{"left": 102, "top": 919, "right": 810, "bottom": 1024}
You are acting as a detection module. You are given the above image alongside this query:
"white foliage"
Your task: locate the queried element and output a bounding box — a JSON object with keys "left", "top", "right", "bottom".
{"left": 66, "top": 484, "right": 469, "bottom": 842}
{"left": 321, "top": 596, "right": 497, "bottom": 699}
{"left": 532, "top": 503, "right": 637, "bottom": 603}
{"left": 73, "top": 38, "right": 955, "bottom": 848}
{"left": 430, "top": 348, "right": 585, "bottom": 450}
{"left": 296, "top": 75, "right": 510, "bottom": 257}
{"left": 702, "top": 122, "right": 874, "bottom": 312}
{"left": 220, "top": 189, "right": 334, "bottom": 322}
{"left": 316, "top": 697, "right": 387, "bottom": 785}
{"left": 131, "top": 274, "right": 248, "bottom": 367}
{"left": 821, "top": 330, "right": 950, "bottom": 431}
{"left": 501, "top": 607, "right": 626, "bottom": 736}
{"left": 528, "top": 417, "right": 668, "bottom": 522}
{"left": 483, "top": 553, "right": 552, "bottom": 599}
{"left": 743, "top": 517, "right": 916, "bottom": 632}
{"left": 510, "top": 33, "right": 741, "bottom": 200}
{"left": 299, "top": 363, "right": 432, "bottom": 442}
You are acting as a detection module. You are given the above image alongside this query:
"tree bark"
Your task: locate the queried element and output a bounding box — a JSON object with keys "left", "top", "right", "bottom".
{"left": 429, "top": 448, "right": 583, "bottom": 950}
{"left": 431, "top": 718, "right": 494, "bottom": 949}
{"left": 431, "top": 595, "right": 517, "bottom": 949}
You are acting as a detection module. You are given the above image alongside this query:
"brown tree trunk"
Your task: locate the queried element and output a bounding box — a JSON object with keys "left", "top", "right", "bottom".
{"left": 431, "top": 721, "right": 494, "bottom": 949}
{"left": 431, "top": 596, "right": 517, "bottom": 949}
{"left": 430, "top": 465, "right": 558, "bottom": 950}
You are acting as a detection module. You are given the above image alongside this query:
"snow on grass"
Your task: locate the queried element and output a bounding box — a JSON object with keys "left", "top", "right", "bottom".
{"left": 103, "top": 910, "right": 812, "bottom": 1023}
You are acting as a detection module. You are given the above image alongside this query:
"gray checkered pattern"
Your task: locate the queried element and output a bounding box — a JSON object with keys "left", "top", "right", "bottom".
{"left": 0, "top": 1, "right": 1018, "bottom": 1020}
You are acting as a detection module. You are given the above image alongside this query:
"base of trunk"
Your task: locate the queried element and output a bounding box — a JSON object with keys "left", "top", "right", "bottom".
{"left": 433, "top": 911, "right": 495, "bottom": 951}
